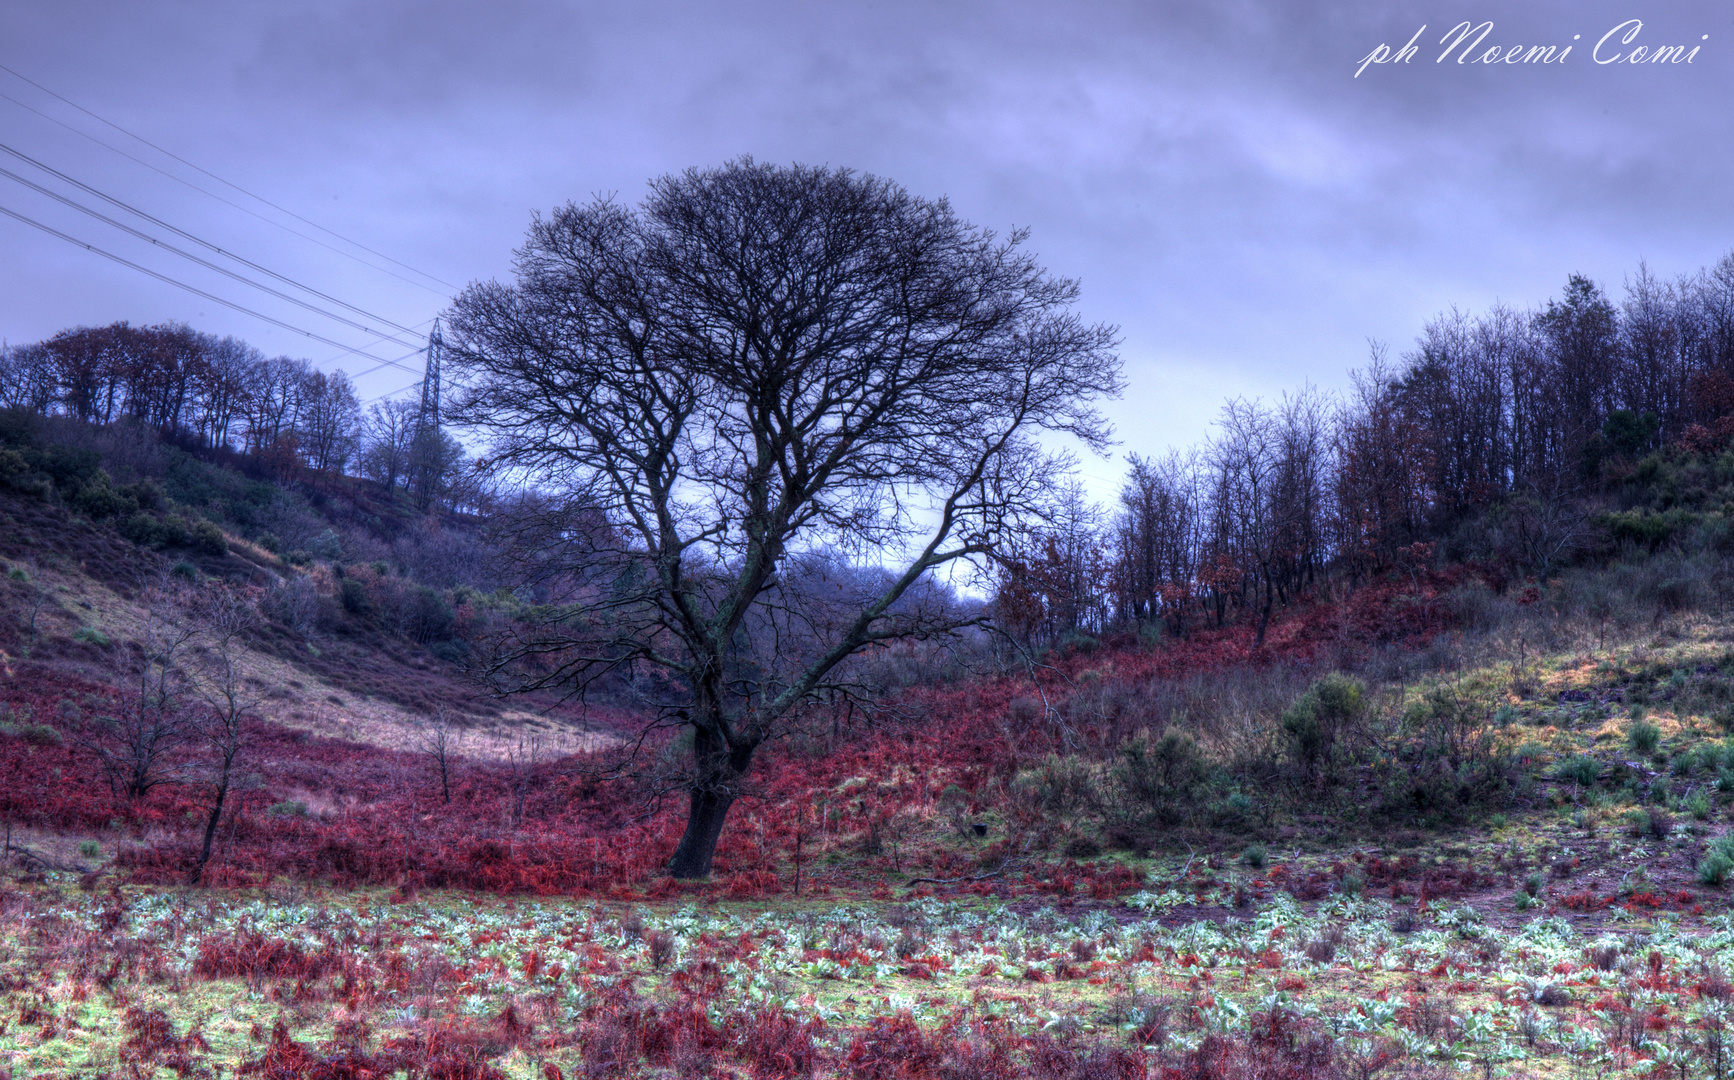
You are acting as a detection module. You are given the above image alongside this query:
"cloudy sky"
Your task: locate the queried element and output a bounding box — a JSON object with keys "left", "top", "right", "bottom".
{"left": 2, "top": 1, "right": 1729, "bottom": 493}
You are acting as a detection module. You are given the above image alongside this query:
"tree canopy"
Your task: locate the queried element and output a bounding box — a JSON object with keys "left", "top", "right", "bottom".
{"left": 445, "top": 158, "right": 1121, "bottom": 877}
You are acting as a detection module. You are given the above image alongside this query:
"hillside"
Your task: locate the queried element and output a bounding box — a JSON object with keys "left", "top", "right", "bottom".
{"left": 11, "top": 474, "right": 1734, "bottom": 1076}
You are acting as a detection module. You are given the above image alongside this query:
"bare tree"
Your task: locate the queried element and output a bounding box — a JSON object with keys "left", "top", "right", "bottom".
{"left": 447, "top": 159, "right": 1122, "bottom": 877}
{"left": 187, "top": 590, "right": 262, "bottom": 884}
{"left": 361, "top": 398, "right": 419, "bottom": 493}
{"left": 80, "top": 582, "right": 197, "bottom": 800}
{"left": 1209, "top": 397, "right": 1282, "bottom": 647}
{"left": 501, "top": 732, "right": 542, "bottom": 829}
{"left": 413, "top": 705, "right": 460, "bottom": 804}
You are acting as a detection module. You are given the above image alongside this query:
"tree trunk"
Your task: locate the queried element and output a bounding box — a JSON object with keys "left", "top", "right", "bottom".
{"left": 192, "top": 784, "right": 227, "bottom": 886}
{"left": 1255, "top": 575, "right": 1273, "bottom": 649}
{"left": 668, "top": 787, "right": 735, "bottom": 878}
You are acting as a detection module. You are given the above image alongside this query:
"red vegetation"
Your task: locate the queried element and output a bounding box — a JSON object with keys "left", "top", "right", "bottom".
{"left": 0, "top": 567, "right": 1460, "bottom": 899}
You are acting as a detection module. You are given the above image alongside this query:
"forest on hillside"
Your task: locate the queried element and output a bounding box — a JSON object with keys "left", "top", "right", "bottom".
{"left": 7, "top": 253, "right": 1734, "bottom": 653}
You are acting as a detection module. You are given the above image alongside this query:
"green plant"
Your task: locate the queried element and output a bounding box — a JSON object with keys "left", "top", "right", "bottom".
{"left": 1688, "top": 789, "right": 1714, "bottom": 820}
{"left": 14, "top": 723, "right": 62, "bottom": 746}
{"left": 1523, "top": 872, "right": 1543, "bottom": 897}
{"left": 189, "top": 519, "right": 228, "bottom": 557}
{"left": 1701, "top": 835, "right": 1734, "bottom": 885}
{"left": 1554, "top": 755, "right": 1601, "bottom": 787}
{"left": 1629, "top": 721, "right": 1661, "bottom": 755}
{"left": 1626, "top": 806, "right": 1674, "bottom": 840}
{"left": 267, "top": 800, "right": 309, "bottom": 817}
{"left": 340, "top": 577, "right": 371, "bottom": 616}
{"left": 79, "top": 840, "right": 101, "bottom": 858}
{"left": 74, "top": 626, "right": 109, "bottom": 647}
{"left": 1242, "top": 844, "right": 1267, "bottom": 869}
{"left": 170, "top": 560, "right": 198, "bottom": 582}
{"left": 1282, "top": 672, "right": 1366, "bottom": 785}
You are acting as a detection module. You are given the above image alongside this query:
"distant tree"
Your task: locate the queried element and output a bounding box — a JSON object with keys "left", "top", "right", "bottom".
{"left": 1113, "top": 450, "right": 1203, "bottom": 635}
{"left": 187, "top": 589, "right": 262, "bottom": 884}
{"left": 297, "top": 368, "right": 362, "bottom": 477}
{"left": 1535, "top": 273, "right": 1620, "bottom": 472}
{"left": 447, "top": 158, "right": 1121, "bottom": 878}
{"left": 407, "top": 423, "right": 466, "bottom": 510}
{"left": 194, "top": 336, "right": 260, "bottom": 450}
{"left": 0, "top": 341, "right": 56, "bottom": 412}
{"left": 361, "top": 398, "right": 419, "bottom": 492}
{"left": 78, "top": 582, "right": 197, "bottom": 800}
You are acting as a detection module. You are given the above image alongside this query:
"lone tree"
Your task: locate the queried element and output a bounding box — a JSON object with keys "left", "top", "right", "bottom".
{"left": 446, "top": 159, "right": 1121, "bottom": 878}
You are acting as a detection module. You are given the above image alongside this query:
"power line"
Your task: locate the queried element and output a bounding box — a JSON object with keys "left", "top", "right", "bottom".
{"left": 0, "top": 163, "right": 423, "bottom": 349}
{"left": 0, "top": 199, "right": 426, "bottom": 379}
{"left": 0, "top": 140, "right": 425, "bottom": 346}
{"left": 0, "top": 86, "right": 454, "bottom": 299}
{"left": 0, "top": 61, "right": 460, "bottom": 292}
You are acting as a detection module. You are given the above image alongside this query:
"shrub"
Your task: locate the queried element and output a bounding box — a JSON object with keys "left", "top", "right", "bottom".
{"left": 257, "top": 532, "right": 282, "bottom": 554}
{"left": 189, "top": 519, "right": 228, "bottom": 557}
{"left": 79, "top": 840, "right": 101, "bottom": 858}
{"left": 1554, "top": 755, "right": 1601, "bottom": 787}
{"left": 1688, "top": 789, "right": 1714, "bottom": 820}
{"left": 1111, "top": 729, "right": 1209, "bottom": 826}
{"left": 74, "top": 626, "right": 110, "bottom": 647}
{"left": 1242, "top": 844, "right": 1267, "bottom": 869}
{"left": 1700, "top": 851, "right": 1734, "bottom": 886}
{"left": 1626, "top": 806, "right": 1673, "bottom": 840}
{"left": 340, "top": 577, "right": 372, "bottom": 616}
{"left": 1629, "top": 721, "right": 1662, "bottom": 756}
{"left": 170, "top": 560, "right": 198, "bottom": 582}
{"left": 267, "top": 800, "right": 309, "bottom": 817}
{"left": 1026, "top": 755, "right": 1101, "bottom": 817}
{"left": 71, "top": 473, "right": 138, "bottom": 520}
{"left": 1281, "top": 672, "right": 1365, "bottom": 784}
{"left": 13, "top": 722, "right": 62, "bottom": 746}
{"left": 119, "top": 512, "right": 159, "bottom": 546}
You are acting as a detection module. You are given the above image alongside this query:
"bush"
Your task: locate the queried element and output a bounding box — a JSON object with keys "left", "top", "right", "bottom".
{"left": 74, "top": 626, "right": 110, "bottom": 647}
{"left": 1281, "top": 672, "right": 1366, "bottom": 784}
{"left": 79, "top": 840, "right": 101, "bottom": 858}
{"left": 340, "top": 577, "right": 372, "bottom": 616}
{"left": 71, "top": 473, "right": 138, "bottom": 520}
{"left": 267, "top": 801, "right": 308, "bottom": 817}
{"left": 1628, "top": 721, "right": 1662, "bottom": 755}
{"left": 1626, "top": 806, "right": 1673, "bottom": 840}
{"left": 1688, "top": 789, "right": 1714, "bottom": 820}
{"left": 9, "top": 722, "right": 62, "bottom": 746}
{"left": 1241, "top": 844, "right": 1267, "bottom": 869}
{"left": 1701, "top": 851, "right": 1734, "bottom": 886}
{"left": 119, "top": 512, "right": 159, "bottom": 546}
{"left": 1554, "top": 755, "right": 1601, "bottom": 787}
{"left": 1702, "top": 834, "right": 1734, "bottom": 885}
{"left": 189, "top": 519, "right": 228, "bottom": 557}
{"left": 1026, "top": 755, "right": 1101, "bottom": 817}
{"left": 170, "top": 560, "right": 198, "bottom": 582}
{"left": 257, "top": 532, "right": 282, "bottom": 554}
{"left": 1111, "top": 729, "right": 1209, "bottom": 827}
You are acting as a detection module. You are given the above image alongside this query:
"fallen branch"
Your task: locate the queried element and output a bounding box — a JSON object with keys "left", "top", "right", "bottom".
{"left": 904, "top": 858, "right": 1013, "bottom": 889}
{"left": 5, "top": 844, "right": 87, "bottom": 874}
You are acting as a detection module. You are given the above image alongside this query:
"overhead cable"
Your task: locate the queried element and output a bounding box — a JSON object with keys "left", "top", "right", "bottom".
{"left": 0, "top": 62, "right": 459, "bottom": 292}
{"left": 0, "top": 199, "right": 426, "bottom": 379}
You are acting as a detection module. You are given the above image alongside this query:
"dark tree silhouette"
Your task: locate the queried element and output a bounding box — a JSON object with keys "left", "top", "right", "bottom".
{"left": 445, "top": 158, "right": 1121, "bottom": 878}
